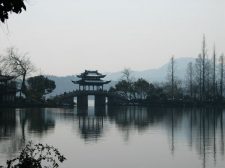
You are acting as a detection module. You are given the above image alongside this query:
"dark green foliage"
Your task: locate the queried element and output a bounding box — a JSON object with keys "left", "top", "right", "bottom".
{"left": 109, "top": 86, "right": 116, "bottom": 92}
{"left": 146, "top": 84, "right": 166, "bottom": 102}
{"left": 133, "top": 78, "right": 150, "bottom": 99}
{"left": 115, "top": 80, "right": 130, "bottom": 95}
{"left": 114, "top": 78, "right": 165, "bottom": 102}
{"left": 0, "top": 0, "right": 26, "bottom": 22}
{"left": 27, "top": 75, "right": 56, "bottom": 101}
{"left": 6, "top": 141, "right": 66, "bottom": 168}
{"left": 112, "top": 77, "right": 186, "bottom": 105}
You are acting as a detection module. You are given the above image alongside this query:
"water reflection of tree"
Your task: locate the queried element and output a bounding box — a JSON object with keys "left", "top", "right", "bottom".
{"left": 108, "top": 106, "right": 150, "bottom": 129}
{"left": 164, "top": 107, "right": 224, "bottom": 168}
{"left": 108, "top": 107, "right": 182, "bottom": 143}
{"left": 0, "top": 108, "right": 56, "bottom": 165}
{"left": 19, "top": 108, "right": 55, "bottom": 139}
{"left": 107, "top": 106, "right": 225, "bottom": 167}
{"left": 0, "top": 109, "right": 16, "bottom": 140}
{"left": 195, "top": 108, "right": 224, "bottom": 168}
{"left": 0, "top": 109, "right": 24, "bottom": 161}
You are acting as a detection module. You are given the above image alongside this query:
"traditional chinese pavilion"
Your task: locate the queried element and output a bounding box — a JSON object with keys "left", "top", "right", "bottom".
{"left": 72, "top": 70, "right": 111, "bottom": 91}
{"left": 71, "top": 70, "right": 110, "bottom": 107}
{"left": 0, "top": 75, "right": 17, "bottom": 104}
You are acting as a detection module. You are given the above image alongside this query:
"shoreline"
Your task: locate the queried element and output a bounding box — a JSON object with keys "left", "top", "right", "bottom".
{"left": 1, "top": 101, "right": 225, "bottom": 108}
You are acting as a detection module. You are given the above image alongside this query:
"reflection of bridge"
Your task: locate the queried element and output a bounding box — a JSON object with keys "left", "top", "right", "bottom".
{"left": 78, "top": 115, "right": 104, "bottom": 140}
{"left": 51, "top": 70, "right": 128, "bottom": 107}
{"left": 52, "top": 90, "right": 128, "bottom": 107}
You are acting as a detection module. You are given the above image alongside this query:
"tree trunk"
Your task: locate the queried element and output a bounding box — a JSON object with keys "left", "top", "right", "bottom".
{"left": 213, "top": 46, "right": 216, "bottom": 99}
{"left": 202, "top": 35, "right": 206, "bottom": 101}
{"left": 220, "top": 55, "right": 224, "bottom": 98}
{"left": 20, "top": 72, "right": 26, "bottom": 98}
{"left": 171, "top": 57, "right": 174, "bottom": 100}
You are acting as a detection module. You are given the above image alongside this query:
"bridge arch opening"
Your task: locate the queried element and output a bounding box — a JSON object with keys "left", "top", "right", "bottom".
{"left": 88, "top": 95, "right": 95, "bottom": 106}
{"left": 75, "top": 95, "right": 99, "bottom": 107}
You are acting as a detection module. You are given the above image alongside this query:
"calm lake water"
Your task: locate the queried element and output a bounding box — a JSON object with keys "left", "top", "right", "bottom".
{"left": 0, "top": 106, "right": 225, "bottom": 168}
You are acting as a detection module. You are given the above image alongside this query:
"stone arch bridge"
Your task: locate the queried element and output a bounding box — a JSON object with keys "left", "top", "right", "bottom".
{"left": 50, "top": 70, "right": 128, "bottom": 107}
{"left": 51, "top": 90, "right": 128, "bottom": 107}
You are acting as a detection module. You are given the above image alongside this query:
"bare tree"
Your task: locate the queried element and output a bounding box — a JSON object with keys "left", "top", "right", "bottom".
{"left": 167, "top": 56, "right": 175, "bottom": 100}
{"left": 213, "top": 45, "right": 216, "bottom": 98}
{"left": 0, "top": 55, "right": 5, "bottom": 74}
{"left": 186, "top": 62, "right": 193, "bottom": 98}
{"left": 121, "top": 68, "right": 135, "bottom": 100}
{"left": 3, "top": 48, "right": 35, "bottom": 97}
{"left": 205, "top": 57, "right": 212, "bottom": 99}
{"left": 202, "top": 35, "right": 207, "bottom": 100}
{"left": 219, "top": 54, "right": 224, "bottom": 98}
{"left": 194, "top": 54, "right": 203, "bottom": 100}
{"left": 122, "top": 68, "right": 132, "bottom": 82}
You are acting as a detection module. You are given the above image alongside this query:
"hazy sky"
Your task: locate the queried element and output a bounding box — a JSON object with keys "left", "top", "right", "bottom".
{"left": 0, "top": 0, "right": 225, "bottom": 76}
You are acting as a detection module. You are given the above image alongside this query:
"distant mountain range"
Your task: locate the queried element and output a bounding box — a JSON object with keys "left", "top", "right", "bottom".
{"left": 47, "top": 57, "right": 195, "bottom": 97}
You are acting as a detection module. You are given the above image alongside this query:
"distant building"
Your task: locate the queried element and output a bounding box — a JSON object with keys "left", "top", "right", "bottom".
{"left": 0, "top": 75, "right": 17, "bottom": 104}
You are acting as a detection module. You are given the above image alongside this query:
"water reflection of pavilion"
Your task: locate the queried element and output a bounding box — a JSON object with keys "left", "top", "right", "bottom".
{"left": 76, "top": 107, "right": 107, "bottom": 141}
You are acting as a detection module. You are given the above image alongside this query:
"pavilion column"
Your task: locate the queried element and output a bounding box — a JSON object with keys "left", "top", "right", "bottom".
{"left": 77, "top": 94, "right": 88, "bottom": 108}
{"left": 95, "top": 95, "right": 106, "bottom": 107}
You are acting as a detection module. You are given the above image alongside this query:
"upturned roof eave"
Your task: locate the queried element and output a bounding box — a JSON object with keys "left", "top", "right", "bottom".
{"left": 77, "top": 74, "right": 106, "bottom": 78}
{"left": 72, "top": 80, "right": 111, "bottom": 85}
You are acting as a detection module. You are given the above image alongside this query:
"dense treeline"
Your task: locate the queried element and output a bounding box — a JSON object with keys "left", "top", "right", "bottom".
{"left": 110, "top": 36, "right": 225, "bottom": 106}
